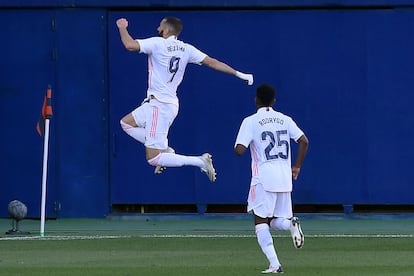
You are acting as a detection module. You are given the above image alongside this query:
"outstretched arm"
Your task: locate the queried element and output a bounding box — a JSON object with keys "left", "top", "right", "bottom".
{"left": 292, "top": 134, "right": 309, "bottom": 180}
{"left": 116, "top": 18, "right": 140, "bottom": 52}
{"left": 201, "top": 56, "right": 254, "bottom": 85}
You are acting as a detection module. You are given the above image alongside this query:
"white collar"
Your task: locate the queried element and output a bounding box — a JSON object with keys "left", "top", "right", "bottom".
{"left": 258, "top": 107, "right": 274, "bottom": 112}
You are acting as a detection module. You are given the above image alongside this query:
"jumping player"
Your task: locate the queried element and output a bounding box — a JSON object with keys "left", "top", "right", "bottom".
{"left": 116, "top": 16, "right": 253, "bottom": 182}
{"left": 234, "top": 84, "right": 309, "bottom": 273}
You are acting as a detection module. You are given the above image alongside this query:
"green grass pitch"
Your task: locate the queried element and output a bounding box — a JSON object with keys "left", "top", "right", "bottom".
{"left": 0, "top": 217, "right": 413, "bottom": 275}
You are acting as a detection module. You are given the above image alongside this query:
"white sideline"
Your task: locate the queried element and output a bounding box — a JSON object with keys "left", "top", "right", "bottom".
{"left": 139, "top": 234, "right": 413, "bottom": 238}
{"left": 0, "top": 235, "right": 131, "bottom": 241}
{"left": 0, "top": 233, "right": 412, "bottom": 241}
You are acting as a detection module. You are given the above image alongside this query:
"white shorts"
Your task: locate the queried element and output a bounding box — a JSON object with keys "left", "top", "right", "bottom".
{"left": 131, "top": 97, "right": 178, "bottom": 150}
{"left": 247, "top": 183, "right": 293, "bottom": 219}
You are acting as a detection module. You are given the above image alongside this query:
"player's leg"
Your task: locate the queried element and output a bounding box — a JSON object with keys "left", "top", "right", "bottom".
{"left": 150, "top": 152, "right": 216, "bottom": 181}
{"left": 120, "top": 112, "right": 145, "bottom": 144}
{"left": 144, "top": 99, "right": 216, "bottom": 182}
{"left": 248, "top": 185, "right": 283, "bottom": 273}
{"left": 269, "top": 217, "right": 290, "bottom": 231}
{"left": 255, "top": 216, "right": 284, "bottom": 274}
{"left": 154, "top": 146, "right": 175, "bottom": 174}
{"left": 149, "top": 151, "right": 216, "bottom": 182}
{"left": 269, "top": 193, "right": 292, "bottom": 231}
{"left": 269, "top": 192, "right": 304, "bottom": 249}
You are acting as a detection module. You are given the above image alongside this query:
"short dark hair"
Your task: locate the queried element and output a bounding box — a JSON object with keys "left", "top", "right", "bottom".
{"left": 256, "top": 84, "right": 276, "bottom": 106}
{"left": 164, "top": 17, "right": 183, "bottom": 36}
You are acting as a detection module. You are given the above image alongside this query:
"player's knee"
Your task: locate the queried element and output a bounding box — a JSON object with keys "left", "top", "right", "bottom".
{"left": 146, "top": 148, "right": 162, "bottom": 165}
{"left": 147, "top": 153, "right": 161, "bottom": 166}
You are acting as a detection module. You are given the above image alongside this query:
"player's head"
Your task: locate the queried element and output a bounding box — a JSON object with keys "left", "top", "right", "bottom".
{"left": 158, "top": 17, "right": 183, "bottom": 38}
{"left": 256, "top": 84, "right": 276, "bottom": 108}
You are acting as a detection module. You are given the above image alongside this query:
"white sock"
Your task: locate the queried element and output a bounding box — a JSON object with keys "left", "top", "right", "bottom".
{"left": 120, "top": 120, "right": 145, "bottom": 144}
{"left": 270, "top": 218, "right": 291, "bottom": 231}
{"left": 255, "top": 223, "right": 280, "bottom": 268}
{"left": 148, "top": 153, "right": 204, "bottom": 168}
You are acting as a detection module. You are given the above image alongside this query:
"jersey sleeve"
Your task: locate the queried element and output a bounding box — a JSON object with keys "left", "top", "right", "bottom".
{"left": 235, "top": 117, "right": 253, "bottom": 148}
{"left": 137, "top": 37, "right": 160, "bottom": 55}
{"left": 287, "top": 116, "right": 304, "bottom": 142}
{"left": 186, "top": 44, "right": 208, "bottom": 65}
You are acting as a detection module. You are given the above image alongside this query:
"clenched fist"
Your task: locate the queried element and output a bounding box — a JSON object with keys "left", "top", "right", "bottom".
{"left": 116, "top": 18, "right": 128, "bottom": 28}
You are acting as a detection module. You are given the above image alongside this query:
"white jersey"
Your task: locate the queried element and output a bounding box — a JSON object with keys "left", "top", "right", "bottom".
{"left": 137, "top": 36, "right": 207, "bottom": 106}
{"left": 235, "top": 107, "right": 304, "bottom": 192}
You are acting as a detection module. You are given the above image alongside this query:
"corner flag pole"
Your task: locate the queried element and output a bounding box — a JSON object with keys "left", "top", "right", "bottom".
{"left": 36, "top": 85, "right": 53, "bottom": 237}
{"left": 40, "top": 118, "right": 51, "bottom": 237}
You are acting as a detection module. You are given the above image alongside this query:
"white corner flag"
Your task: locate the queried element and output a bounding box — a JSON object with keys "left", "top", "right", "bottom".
{"left": 36, "top": 85, "right": 53, "bottom": 237}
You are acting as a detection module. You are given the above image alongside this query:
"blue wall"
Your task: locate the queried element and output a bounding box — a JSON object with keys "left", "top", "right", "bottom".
{"left": 1, "top": 1, "right": 413, "bottom": 218}
{"left": 109, "top": 9, "right": 414, "bottom": 209}
{"left": 0, "top": 8, "right": 109, "bottom": 218}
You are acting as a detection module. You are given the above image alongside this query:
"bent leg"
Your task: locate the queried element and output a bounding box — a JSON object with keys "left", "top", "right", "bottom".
{"left": 120, "top": 113, "right": 145, "bottom": 144}
{"left": 270, "top": 217, "right": 291, "bottom": 231}
{"left": 147, "top": 150, "right": 216, "bottom": 182}
{"left": 146, "top": 150, "right": 204, "bottom": 168}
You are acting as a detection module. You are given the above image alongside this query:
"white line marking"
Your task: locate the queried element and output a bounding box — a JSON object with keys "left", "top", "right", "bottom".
{"left": 0, "top": 235, "right": 131, "bottom": 241}
{"left": 305, "top": 234, "right": 414, "bottom": 238}
{"left": 0, "top": 233, "right": 412, "bottom": 241}
{"left": 138, "top": 234, "right": 413, "bottom": 238}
